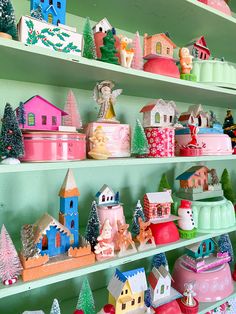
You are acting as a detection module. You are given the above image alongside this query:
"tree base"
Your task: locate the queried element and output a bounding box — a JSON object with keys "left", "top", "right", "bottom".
{"left": 178, "top": 228, "right": 197, "bottom": 239}
{"left": 180, "top": 73, "right": 197, "bottom": 82}
{"left": 1, "top": 158, "right": 20, "bottom": 165}
{"left": 0, "top": 32, "right": 12, "bottom": 40}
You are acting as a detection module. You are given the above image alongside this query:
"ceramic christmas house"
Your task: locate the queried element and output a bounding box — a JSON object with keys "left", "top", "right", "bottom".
{"left": 96, "top": 184, "right": 120, "bottom": 206}
{"left": 30, "top": 0, "right": 67, "bottom": 25}
{"left": 18, "top": 16, "right": 82, "bottom": 56}
{"left": 143, "top": 191, "right": 173, "bottom": 221}
{"left": 20, "top": 169, "right": 95, "bottom": 282}
{"left": 178, "top": 104, "right": 209, "bottom": 128}
{"left": 186, "top": 36, "right": 211, "bottom": 60}
{"left": 93, "top": 18, "right": 112, "bottom": 34}
{"left": 108, "top": 268, "right": 148, "bottom": 314}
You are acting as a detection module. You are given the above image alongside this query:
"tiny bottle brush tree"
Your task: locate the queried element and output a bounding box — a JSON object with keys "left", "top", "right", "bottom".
{"left": 100, "top": 30, "right": 119, "bottom": 65}
{"left": 0, "top": 225, "right": 22, "bottom": 284}
{"left": 220, "top": 168, "right": 236, "bottom": 205}
{"left": 31, "top": 4, "right": 44, "bottom": 21}
{"left": 76, "top": 278, "right": 96, "bottom": 314}
{"left": 0, "top": 103, "right": 24, "bottom": 164}
{"left": 131, "top": 200, "right": 145, "bottom": 237}
{"left": 144, "top": 288, "right": 152, "bottom": 313}
{"left": 84, "top": 201, "right": 100, "bottom": 250}
{"left": 131, "top": 119, "right": 149, "bottom": 157}
{"left": 17, "top": 101, "right": 26, "bottom": 128}
{"left": 63, "top": 90, "right": 83, "bottom": 129}
{"left": 218, "top": 233, "right": 234, "bottom": 263}
{"left": 21, "top": 224, "right": 39, "bottom": 260}
{"left": 158, "top": 173, "right": 171, "bottom": 192}
{"left": 82, "top": 17, "right": 97, "bottom": 60}
{"left": 152, "top": 253, "right": 169, "bottom": 271}
{"left": 50, "top": 299, "right": 61, "bottom": 314}
{"left": 0, "top": 0, "right": 17, "bottom": 39}
{"left": 131, "top": 31, "right": 143, "bottom": 70}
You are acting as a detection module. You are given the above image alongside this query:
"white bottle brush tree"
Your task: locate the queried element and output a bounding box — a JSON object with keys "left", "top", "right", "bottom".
{"left": 50, "top": 299, "right": 61, "bottom": 314}
{"left": 0, "top": 225, "right": 22, "bottom": 285}
{"left": 0, "top": 0, "right": 18, "bottom": 39}
{"left": 63, "top": 90, "right": 83, "bottom": 129}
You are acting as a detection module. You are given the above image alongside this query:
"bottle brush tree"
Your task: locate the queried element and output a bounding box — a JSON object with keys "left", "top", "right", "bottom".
{"left": 100, "top": 30, "right": 119, "bottom": 65}
{"left": 131, "top": 200, "right": 145, "bottom": 237}
{"left": 220, "top": 168, "right": 236, "bottom": 205}
{"left": 63, "top": 90, "right": 83, "bottom": 129}
{"left": 158, "top": 173, "right": 171, "bottom": 192}
{"left": 152, "top": 253, "right": 169, "bottom": 271}
{"left": 82, "top": 17, "right": 97, "bottom": 59}
{"left": 218, "top": 233, "right": 234, "bottom": 263}
{"left": 50, "top": 299, "right": 61, "bottom": 314}
{"left": 0, "top": 0, "right": 17, "bottom": 39}
{"left": 0, "top": 225, "right": 22, "bottom": 284}
{"left": 131, "top": 119, "right": 149, "bottom": 157}
{"left": 84, "top": 201, "right": 100, "bottom": 250}
{"left": 76, "top": 278, "right": 96, "bottom": 314}
{"left": 0, "top": 103, "right": 24, "bottom": 163}
{"left": 31, "top": 4, "right": 44, "bottom": 21}
{"left": 17, "top": 101, "right": 26, "bottom": 128}
{"left": 131, "top": 31, "right": 143, "bottom": 70}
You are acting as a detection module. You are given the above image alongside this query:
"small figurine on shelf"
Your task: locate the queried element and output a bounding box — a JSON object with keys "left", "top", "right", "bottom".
{"left": 0, "top": 0, "right": 17, "bottom": 39}
{"left": 115, "top": 220, "right": 137, "bottom": 257}
{"left": 179, "top": 123, "right": 203, "bottom": 156}
{"left": 94, "top": 219, "right": 114, "bottom": 261}
{"left": 178, "top": 200, "right": 197, "bottom": 239}
{"left": 179, "top": 47, "right": 197, "bottom": 82}
{"left": 177, "top": 282, "right": 199, "bottom": 314}
{"left": 223, "top": 109, "right": 236, "bottom": 152}
{"left": 99, "top": 30, "right": 119, "bottom": 65}
{"left": 96, "top": 304, "right": 115, "bottom": 314}
{"left": 118, "top": 35, "right": 134, "bottom": 68}
{"left": 62, "top": 90, "right": 83, "bottom": 132}
{"left": 136, "top": 218, "right": 155, "bottom": 251}
{"left": 84, "top": 201, "right": 100, "bottom": 251}
{"left": 93, "top": 80, "right": 122, "bottom": 123}
{"left": 82, "top": 17, "right": 97, "bottom": 60}
{"left": 88, "top": 126, "right": 111, "bottom": 159}
{"left": 75, "top": 278, "right": 96, "bottom": 314}
{"left": 0, "top": 103, "right": 25, "bottom": 164}
{"left": 50, "top": 299, "right": 61, "bottom": 314}
{"left": 131, "top": 31, "right": 143, "bottom": 70}
{"left": 0, "top": 225, "right": 22, "bottom": 285}
{"left": 131, "top": 119, "right": 149, "bottom": 157}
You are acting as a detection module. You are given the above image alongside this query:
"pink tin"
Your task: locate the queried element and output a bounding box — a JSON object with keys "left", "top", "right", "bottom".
{"left": 198, "top": 0, "right": 231, "bottom": 16}
{"left": 21, "top": 131, "right": 86, "bottom": 162}
{"left": 86, "top": 122, "right": 130, "bottom": 158}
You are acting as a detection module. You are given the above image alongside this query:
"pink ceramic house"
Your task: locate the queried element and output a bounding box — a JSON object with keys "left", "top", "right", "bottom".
{"left": 143, "top": 33, "right": 176, "bottom": 60}
{"left": 18, "top": 95, "right": 68, "bottom": 131}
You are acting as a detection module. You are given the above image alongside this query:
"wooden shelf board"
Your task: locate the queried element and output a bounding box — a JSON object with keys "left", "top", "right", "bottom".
{"left": 1, "top": 39, "right": 236, "bottom": 106}
{"left": 1, "top": 226, "right": 236, "bottom": 299}
{"left": 68, "top": 0, "right": 236, "bottom": 63}
{"left": 0, "top": 155, "right": 236, "bottom": 173}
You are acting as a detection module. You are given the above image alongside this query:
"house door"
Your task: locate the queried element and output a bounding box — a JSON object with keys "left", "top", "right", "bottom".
{"left": 156, "top": 42, "right": 162, "bottom": 54}
{"left": 48, "top": 13, "right": 53, "bottom": 24}
{"left": 198, "top": 116, "right": 202, "bottom": 127}
{"left": 157, "top": 205, "right": 162, "bottom": 217}
{"left": 42, "top": 235, "right": 48, "bottom": 250}
{"left": 56, "top": 232, "right": 61, "bottom": 248}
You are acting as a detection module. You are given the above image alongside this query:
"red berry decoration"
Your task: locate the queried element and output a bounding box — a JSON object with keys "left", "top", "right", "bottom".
{"left": 103, "top": 304, "right": 115, "bottom": 314}
{"left": 7, "top": 146, "right": 12, "bottom": 150}
{"left": 73, "top": 310, "right": 84, "bottom": 314}
{"left": 8, "top": 130, "right": 13, "bottom": 134}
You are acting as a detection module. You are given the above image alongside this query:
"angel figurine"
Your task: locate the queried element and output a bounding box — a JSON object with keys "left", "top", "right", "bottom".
{"left": 93, "top": 80, "right": 122, "bottom": 123}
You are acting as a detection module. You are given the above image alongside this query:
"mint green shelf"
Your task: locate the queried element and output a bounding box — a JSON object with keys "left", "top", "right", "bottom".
{"left": 1, "top": 226, "right": 236, "bottom": 299}
{"left": 0, "top": 155, "right": 235, "bottom": 173}
{"left": 1, "top": 39, "right": 236, "bottom": 106}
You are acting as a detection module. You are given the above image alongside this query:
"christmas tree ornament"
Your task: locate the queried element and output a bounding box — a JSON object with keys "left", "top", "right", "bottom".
{"left": 0, "top": 0, "right": 17, "bottom": 39}
{"left": 99, "top": 30, "right": 119, "bottom": 65}
{"left": 131, "top": 31, "right": 143, "bottom": 70}
{"left": 131, "top": 200, "right": 146, "bottom": 237}
{"left": 82, "top": 17, "right": 97, "bottom": 60}
{"left": 0, "top": 225, "right": 22, "bottom": 285}
{"left": 0, "top": 103, "right": 25, "bottom": 164}
{"left": 84, "top": 201, "right": 100, "bottom": 250}
{"left": 50, "top": 299, "right": 61, "bottom": 314}
{"left": 131, "top": 119, "right": 149, "bottom": 157}
{"left": 118, "top": 35, "right": 134, "bottom": 68}
{"left": 76, "top": 278, "right": 96, "bottom": 314}
{"left": 178, "top": 200, "right": 197, "bottom": 239}
{"left": 63, "top": 90, "right": 83, "bottom": 130}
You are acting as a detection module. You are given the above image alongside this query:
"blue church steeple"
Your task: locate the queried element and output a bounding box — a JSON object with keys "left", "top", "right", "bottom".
{"left": 59, "top": 169, "right": 79, "bottom": 247}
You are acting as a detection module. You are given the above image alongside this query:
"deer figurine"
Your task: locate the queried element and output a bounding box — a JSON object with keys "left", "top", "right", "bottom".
{"left": 137, "top": 217, "right": 155, "bottom": 251}
{"left": 116, "top": 220, "right": 137, "bottom": 257}
{"left": 119, "top": 35, "right": 134, "bottom": 68}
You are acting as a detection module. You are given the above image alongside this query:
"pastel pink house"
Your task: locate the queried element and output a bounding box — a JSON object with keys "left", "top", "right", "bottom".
{"left": 186, "top": 36, "right": 211, "bottom": 60}
{"left": 144, "top": 191, "right": 173, "bottom": 221}
{"left": 18, "top": 95, "right": 68, "bottom": 131}
{"left": 143, "top": 33, "right": 176, "bottom": 60}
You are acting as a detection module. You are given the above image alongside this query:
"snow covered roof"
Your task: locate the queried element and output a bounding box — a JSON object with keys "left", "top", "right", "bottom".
{"left": 149, "top": 266, "right": 171, "bottom": 289}
{"left": 186, "top": 239, "right": 215, "bottom": 253}
{"left": 108, "top": 268, "right": 147, "bottom": 299}
{"left": 96, "top": 184, "right": 115, "bottom": 197}
{"left": 146, "top": 33, "right": 177, "bottom": 48}
{"left": 140, "top": 99, "right": 176, "bottom": 115}
{"left": 145, "top": 191, "right": 173, "bottom": 204}
{"left": 59, "top": 169, "right": 80, "bottom": 197}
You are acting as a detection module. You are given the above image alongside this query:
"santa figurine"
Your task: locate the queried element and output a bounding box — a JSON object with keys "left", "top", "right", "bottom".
{"left": 97, "top": 304, "right": 115, "bottom": 314}
{"left": 178, "top": 200, "right": 197, "bottom": 239}
{"left": 94, "top": 219, "right": 115, "bottom": 261}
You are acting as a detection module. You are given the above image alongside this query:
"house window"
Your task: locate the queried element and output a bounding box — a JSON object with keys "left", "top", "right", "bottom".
{"left": 42, "top": 115, "right": 47, "bottom": 125}
{"left": 102, "top": 195, "right": 105, "bottom": 202}
{"left": 70, "top": 200, "right": 73, "bottom": 208}
{"left": 56, "top": 231, "right": 61, "bottom": 248}
{"left": 42, "top": 235, "right": 48, "bottom": 250}
{"left": 71, "top": 220, "right": 75, "bottom": 229}
{"left": 49, "top": 0, "right": 53, "bottom": 4}
{"left": 99, "top": 27, "right": 103, "bottom": 32}
{"left": 200, "top": 52, "right": 203, "bottom": 59}
{"left": 125, "top": 289, "right": 128, "bottom": 294}
{"left": 160, "top": 284, "right": 165, "bottom": 294}
{"left": 156, "top": 42, "right": 162, "bottom": 54}
{"left": 203, "top": 242, "right": 207, "bottom": 253}
{"left": 122, "top": 304, "right": 126, "bottom": 310}
{"left": 209, "top": 241, "right": 212, "bottom": 251}
{"left": 52, "top": 116, "right": 57, "bottom": 125}
{"left": 166, "top": 47, "right": 170, "bottom": 55}
{"left": 110, "top": 196, "right": 113, "bottom": 200}
{"left": 121, "top": 291, "right": 124, "bottom": 295}
{"left": 28, "top": 113, "right": 35, "bottom": 126}
{"left": 138, "top": 296, "right": 141, "bottom": 303}
{"left": 57, "top": 19, "right": 61, "bottom": 25}
{"left": 198, "top": 116, "right": 202, "bottom": 127}
{"left": 155, "top": 112, "right": 160, "bottom": 123}
{"left": 57, "top": 2, "right": 61, "bottom": 8}
{"left": 198, "top": 247, "right": 201, "bottom": 255}
{"left": 131, "top": 299, "right": 135, "bottom": 306}
{"left": 107, "top": 197, "right": 109, "bottom": 201}
{"left": 152, "top": 209, "right": 156, "bottom": 216}
{"left": 169, "top": 116, "right": 173, "bottom": 123}
{"left": 164, "top": 115, "right": 167, "bottom": 122}
{"left": 48, "top": 13, "right": 53, "bottom": 23}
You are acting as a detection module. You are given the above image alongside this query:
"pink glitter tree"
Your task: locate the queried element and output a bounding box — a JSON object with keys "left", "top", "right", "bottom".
{"left": 131, "top": 31, "right": 143, "bottom": 70}
{"left": 63, "top": 90, "right": 83, "bottom": 129}
{"left": 0, "top": 225, "right": 22, "bottom": 285}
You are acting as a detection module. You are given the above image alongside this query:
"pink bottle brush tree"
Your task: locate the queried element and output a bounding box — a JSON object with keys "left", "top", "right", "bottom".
{"left": 0, "top": 225, "right": 22, "bottom": 285}
{"left": 63, "top": 90, "right": 83, "bottom": 130}
{"left": 131, "top": 31, "right": 143, "bottom": 70}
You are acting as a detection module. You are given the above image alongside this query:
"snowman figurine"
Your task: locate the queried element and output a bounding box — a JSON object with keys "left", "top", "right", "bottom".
{"left": 178, "top": 200, "right": 197, "bottom": 239}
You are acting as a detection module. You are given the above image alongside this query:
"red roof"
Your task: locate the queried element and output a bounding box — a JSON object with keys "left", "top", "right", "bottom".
{"left": 140, "top": 104, "right": 156, "bottom": 113}
{"left": 178, "top": 114, "right": 191, "bottom": 121}
{"left": 148, "top": 272, "right": 158, "bottom": 289}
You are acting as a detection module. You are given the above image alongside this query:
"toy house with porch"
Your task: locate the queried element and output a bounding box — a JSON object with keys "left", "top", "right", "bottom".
{"left": 140, "top": 99, "right": 176, "bottom": 128}
{"left": 186, "top": 239, "right": 215, "bottom": 259}
{"left": 30, "top": 0, "right": 67, "bottom": 25}
{"left": 186, "top": 36, "right": 211, "bottom": 60}
{"left": 108, "top": 268, "right": 147, "bottom": 314}
{"left": 17, "top": 95, "right": 68, "bottom": 131}
{"left": 148, "top": 266, "right": 171, "bottom": 302}
{"left": 143, "top": 33, "right": 176, "bottom": 59}
{"left": 178, "top": 104, "right": 210, "bottom": 127}
{"left": 95, "top": 184, "right": 120, "bottom": 207}
{"left": 143, "top": 191, "right": 173, "bottom": 221}
{"left": 92, "top": 17, "right": 112, "bottom": 34}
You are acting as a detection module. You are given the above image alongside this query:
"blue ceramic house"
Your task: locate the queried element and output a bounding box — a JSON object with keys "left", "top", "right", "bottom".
{"left": 185, "top": 239, "right": 215, "bottom": 259}
{"left": 31, "top": 0, "right": 67, "bottom": 25}
{"left": 34, "top": 169, "right": 79, "bottom": 257}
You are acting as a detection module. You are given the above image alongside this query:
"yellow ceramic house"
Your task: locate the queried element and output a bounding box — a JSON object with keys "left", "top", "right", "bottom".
{"left": 108, "top": 268, "right": 148, "bottom": 314}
